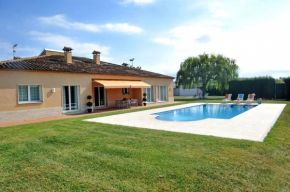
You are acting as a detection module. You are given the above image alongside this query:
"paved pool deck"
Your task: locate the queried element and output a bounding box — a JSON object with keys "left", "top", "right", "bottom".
{"left": 85, "top": 103, "right": 286, "bottom": 142}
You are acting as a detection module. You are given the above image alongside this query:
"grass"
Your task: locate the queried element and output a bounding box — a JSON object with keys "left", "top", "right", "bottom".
{"left": 0, "top": 97, "right": 289, "bottom": 191}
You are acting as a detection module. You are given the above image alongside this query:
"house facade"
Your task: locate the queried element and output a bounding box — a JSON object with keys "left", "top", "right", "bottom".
{"left": 0, "top": 47, "right": 174, "bottom": 123}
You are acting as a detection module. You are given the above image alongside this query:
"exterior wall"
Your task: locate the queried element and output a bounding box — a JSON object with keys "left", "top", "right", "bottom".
{"left": 0, "top": 70, "right": 174, "bottom": 122}
{"left": 0, "top": 107, "right": 63, "bottom": 122}
{"left": 174, "top": 88, "right": 203, "bottom": 96}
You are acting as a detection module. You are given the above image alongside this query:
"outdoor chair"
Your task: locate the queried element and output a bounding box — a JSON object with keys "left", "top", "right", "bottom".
{"left": 234, "top": 94, "right": 244, "bottom": 102}
{"left": 245, "top": 93, "right": 255, "bottom": 102}
{"left": 116, "top": 100, "right": 121, "bottom": 108}
{"left": 126, "top": 100, "right": 131, "bottom": 108}
{"left": 130, "top": 99, "right": 138, "bottom": 107}
{"left": 222, "top": 94, "right": 232, "bottom": 102}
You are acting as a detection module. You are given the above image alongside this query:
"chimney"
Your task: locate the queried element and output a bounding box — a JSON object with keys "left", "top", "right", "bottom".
{"left": 63, "top": 46, "right": 73, "bottom": 64}
{"left": 122, "top": 63, "right": 129, "bottom": 67}
{"left": 92, "top": 50, "right": 101, "bottom": 65}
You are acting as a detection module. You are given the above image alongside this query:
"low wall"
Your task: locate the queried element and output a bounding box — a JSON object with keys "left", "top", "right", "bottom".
{"left": 174, "top": 88, "right": 202, "bottom": 96}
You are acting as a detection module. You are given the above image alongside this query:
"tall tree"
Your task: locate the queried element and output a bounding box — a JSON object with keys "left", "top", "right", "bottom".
{"left": 176, "top": 53, "right": 239, "bottom": 96}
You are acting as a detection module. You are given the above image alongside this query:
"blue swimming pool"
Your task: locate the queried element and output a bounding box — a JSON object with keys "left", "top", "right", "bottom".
{"left": 153, "top": 104, "right": 257, "bottom": 121}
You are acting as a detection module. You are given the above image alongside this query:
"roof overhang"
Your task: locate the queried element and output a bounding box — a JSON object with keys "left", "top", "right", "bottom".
{"left": 93, "top": 80, "right": 151, "bottom": 89}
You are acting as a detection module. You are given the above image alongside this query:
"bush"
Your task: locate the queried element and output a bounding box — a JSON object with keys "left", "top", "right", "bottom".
{"left": 229, "top": 77, "right": 275, "bottom": 100}
{"left": 284, "top": 78, "right": 290, "bottom": 101}
{"left": 87, "top": 102, "right": 93, "bottom": 107}
{"left": 87, "top": 95, "right": 92, "bottom": 100}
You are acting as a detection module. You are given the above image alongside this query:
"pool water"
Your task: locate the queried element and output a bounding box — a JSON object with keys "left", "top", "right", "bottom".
{"left": 153, "top": 104, "right": 257, "bottom": 121}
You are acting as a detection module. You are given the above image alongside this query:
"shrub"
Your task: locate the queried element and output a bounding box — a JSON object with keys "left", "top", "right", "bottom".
{"left": 87, "top": 102, "right": 93, "bottom": 107}
{"left": 229, "top": 77, "right": 275, "bottom": 100}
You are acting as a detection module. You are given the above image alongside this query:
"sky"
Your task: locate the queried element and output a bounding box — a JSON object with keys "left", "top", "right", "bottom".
{"left": 0, "top": 0, "right": 290, "bottom": 79}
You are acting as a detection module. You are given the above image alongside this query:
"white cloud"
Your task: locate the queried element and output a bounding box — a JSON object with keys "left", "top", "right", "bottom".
{"left": 38, "top": 14, "right": 143, "bottom": 34}
{"left": 121, "top": 0, "right": 155, "bottom": 5}
{"left": 0, "top": 41, "right": 39, "bottom": 60}
{"left": 208, "top": 2, "right": 230, "bottom": 19}
{"left": 29, "top": 31, "right": 113, "bottom": 61}
{"left": 153, "top": 2, "right": 290, "bottom": 78}
{"left": 102, "top": 23, "right": 143, "bottom": 34}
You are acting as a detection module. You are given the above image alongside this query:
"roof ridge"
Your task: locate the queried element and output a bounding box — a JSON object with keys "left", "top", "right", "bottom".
{"left": 0, "top": 55, "right": 49, "bottom": 64}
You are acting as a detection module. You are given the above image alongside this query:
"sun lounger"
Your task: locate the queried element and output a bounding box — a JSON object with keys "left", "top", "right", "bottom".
{"left": 245, "top": 93, "right": 255, "bottom": 102}
{"left": 234, "top": 94, "right": 244, "bottom": 102}
{"left": 222, "top": 94, "right": 232, "bottom": 102}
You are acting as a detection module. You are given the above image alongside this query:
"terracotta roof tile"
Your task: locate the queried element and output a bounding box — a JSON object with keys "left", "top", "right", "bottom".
{"left": 0, "top": 55, "right": 173, "bottom": 79}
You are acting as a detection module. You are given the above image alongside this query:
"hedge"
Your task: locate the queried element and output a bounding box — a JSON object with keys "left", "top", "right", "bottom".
{"left": 284, "top": 78, "right": 290, "bottom": 101}
{"left": 229, "top": 77, "right": 275, "bottom": 100}
{"left": 206, "top": 87, "right": 225, "bottom": 96}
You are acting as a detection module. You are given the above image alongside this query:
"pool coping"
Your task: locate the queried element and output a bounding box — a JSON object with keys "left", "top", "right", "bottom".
{"left": 85, "top": 103, "right": 286, "bottom": 142}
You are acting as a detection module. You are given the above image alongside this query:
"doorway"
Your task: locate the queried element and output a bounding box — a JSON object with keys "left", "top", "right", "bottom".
{"left": 62, "top": 86, "right": 79, "bottom": 112}
{"left": 94, "top": 86, "right": 106, "bottom": 107}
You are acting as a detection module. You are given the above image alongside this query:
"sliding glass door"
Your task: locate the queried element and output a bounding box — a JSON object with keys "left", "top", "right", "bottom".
{"left": 94, "top": 87, "right": 106, "bottom": 107}
{"left": 62, "top": 86, "right": 79, "bottom": 112}
{"left": 158, "top": 86, "right": 167, "bottom": 102}
{"left": 143, "top": 85, "right": 155, "bottom": 102}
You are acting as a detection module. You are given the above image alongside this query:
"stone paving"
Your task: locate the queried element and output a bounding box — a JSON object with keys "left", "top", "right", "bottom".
{"left": 85, "top": 103, "right": 286, "bottom": 142}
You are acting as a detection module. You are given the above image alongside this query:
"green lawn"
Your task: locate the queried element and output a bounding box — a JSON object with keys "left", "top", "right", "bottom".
{"left": 0, "top": 97, "right": 289, "bottom": 191}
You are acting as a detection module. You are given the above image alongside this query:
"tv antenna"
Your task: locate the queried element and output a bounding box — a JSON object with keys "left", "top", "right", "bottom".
{"left": 13, "top": 44, "right": 18, "bottom": 59}
{"left": 130, "top": 58, "right": 134, "bottom": 66}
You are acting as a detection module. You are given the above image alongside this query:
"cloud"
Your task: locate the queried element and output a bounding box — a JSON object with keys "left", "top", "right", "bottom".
{"left": 153, "top": 1, "right": 290, "bottom": 78}
{"left": 121, "top": 0, "right": 155, "bottom": 5}
{"left": 196, "top": 35, "right": 211, "bottom": 43}
{"left": 29, "top": 31, "right": 113, "bottom": 61}
{"left": 38, "top": 14, "right": 143, "bottom": 34}
{"left": 102, "top": 23, "right": 143, "bottom": 33}
{"left": 208, "top": 2, "right": 230, "bottom": 19}
{"left": 0, "top": 41, "right": 39, "bottom": 60}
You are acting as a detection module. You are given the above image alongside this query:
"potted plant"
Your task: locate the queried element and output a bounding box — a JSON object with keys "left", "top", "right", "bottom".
{"left": 87, "top": 95, "right": 93, "bottom": 113}
{"left": 142, "top": 93, "right": 147, "bottom": 106}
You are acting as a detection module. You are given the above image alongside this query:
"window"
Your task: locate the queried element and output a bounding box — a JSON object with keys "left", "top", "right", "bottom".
{"left": 158, "top": 86, "right": 167, "bottom": 101}
{"left": 122, "top": 88, "right": 130, "bottom": 95}
{"left": 143, "top": 85, "right": 155, "bottom": 102}
{"left": 18, "top": 85, "right": 42, "bottom": 103}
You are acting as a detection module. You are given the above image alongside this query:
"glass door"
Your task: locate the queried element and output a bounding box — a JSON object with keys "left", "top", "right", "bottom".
{"left": 62, "top": 86, "right": 79, "bottom": 112}
{"left": 94, "top": 87, "right": 106, "bottom": 107}
{"left": 143, "top": 85, "right": 155, "bottom": 102}
{"left": 158, "top": 86, "right": 167, "bottom": 102}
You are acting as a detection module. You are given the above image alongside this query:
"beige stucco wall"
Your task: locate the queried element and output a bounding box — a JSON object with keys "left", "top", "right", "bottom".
{"left": 0, "top": 70, "right": 174, "bottom": 114}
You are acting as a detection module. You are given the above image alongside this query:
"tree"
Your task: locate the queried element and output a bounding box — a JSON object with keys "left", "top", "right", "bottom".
{"left": 176, "top": 53, "right": 239, "bottom": 96}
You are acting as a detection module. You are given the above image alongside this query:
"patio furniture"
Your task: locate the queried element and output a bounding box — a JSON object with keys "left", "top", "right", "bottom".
{"left": 234, "top": 94, "right": 244, "bottom": 102}
{"left": 126, "top": 100, "right": 131, "bottom": 108}
{"left": 116, "top": 100, "right": 121, "bottom": 108}
{"left": 116, "top": 100, "right": 131, "bottom": 109}
{"left": 222, "top": 94, "right": 232, "bottom": 102}
{"left": 246, "top": 93, "right": 255, "bottom": 102}
{"left": 130, "top": 99, "right": 138, "bottom": 107}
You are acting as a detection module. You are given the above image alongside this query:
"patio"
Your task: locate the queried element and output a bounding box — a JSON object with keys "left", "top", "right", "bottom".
{"left": 85, "top": 103, "right": 286, "bottom": 142}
